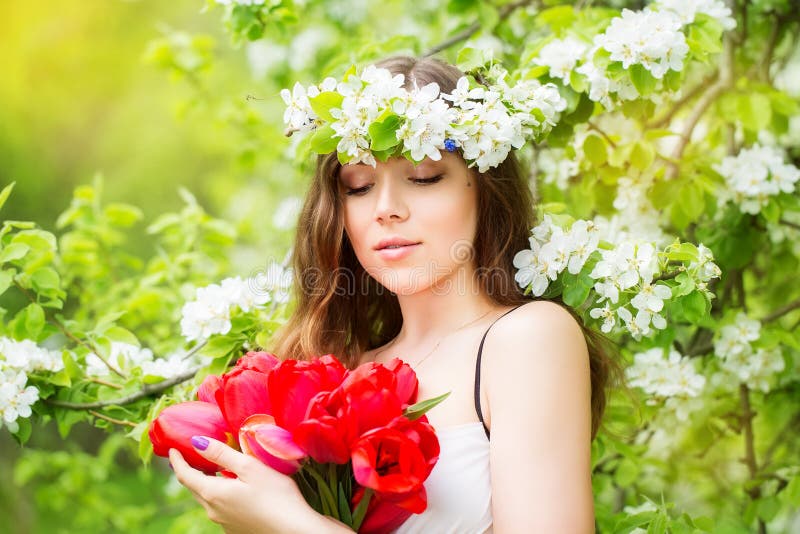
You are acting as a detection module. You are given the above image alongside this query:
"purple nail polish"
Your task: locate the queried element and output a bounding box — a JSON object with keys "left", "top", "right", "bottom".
{"left": 168, "top": 461, "right": 173, "bottom": 470}
{"left": 191, "top": 435, "right": 209, "bottom": 451}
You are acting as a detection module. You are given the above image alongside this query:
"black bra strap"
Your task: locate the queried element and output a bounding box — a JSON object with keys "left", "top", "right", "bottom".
{"left": 474, "top": 304, "right": 525, "bottom": 440}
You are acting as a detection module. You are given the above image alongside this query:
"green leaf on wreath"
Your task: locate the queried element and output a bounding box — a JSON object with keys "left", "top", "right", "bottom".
{"left": 308, "top": 91, "right": 344, "bottom": 123}
{"left": 368, "top": 114, "right": 402, "bottom": 151}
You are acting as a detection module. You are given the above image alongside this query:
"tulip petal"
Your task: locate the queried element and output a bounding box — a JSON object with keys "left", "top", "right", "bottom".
{"left": 239, "top": 414, "right": 306, "bottom": 475}
{"left": 148, "top": 401, "right": 232, "bottom": 474}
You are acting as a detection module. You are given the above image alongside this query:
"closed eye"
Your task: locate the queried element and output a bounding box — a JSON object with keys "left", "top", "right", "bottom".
{"left": 344, "top": 175, "right": 444, "bottom": 196}
{"left": 410, "top": 174, "right": 444, "bottom": 185}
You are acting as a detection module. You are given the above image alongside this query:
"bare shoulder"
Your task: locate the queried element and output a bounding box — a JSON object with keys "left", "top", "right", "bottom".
{"left": 482, "top": 306, "right": 594, "bottom": 531}
{"left": 490, "top": 300, "right": 587, "bottom": 354}
{"left": 482, "top": 300, "right": 590, "bottom": 390}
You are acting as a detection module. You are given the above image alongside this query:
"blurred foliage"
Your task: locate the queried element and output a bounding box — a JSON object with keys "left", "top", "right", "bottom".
{"left": 1, "top": 0, "right": 800, "bottom": 533}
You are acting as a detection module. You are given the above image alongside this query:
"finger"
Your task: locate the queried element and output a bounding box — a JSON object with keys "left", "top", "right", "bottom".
{"left": 190, "top": 435, "right": 255, "bottom": 479}
{"left": 169, "top": 447, "right": 212, "bottom": 496}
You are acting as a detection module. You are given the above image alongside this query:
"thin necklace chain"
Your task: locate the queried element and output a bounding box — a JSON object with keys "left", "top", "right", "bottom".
{"left": 374, "top": 308, "right": 494, "bottom": 369}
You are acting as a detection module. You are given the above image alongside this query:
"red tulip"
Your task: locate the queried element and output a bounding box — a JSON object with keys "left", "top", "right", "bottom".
{"left": 268, "top": 356, "right": 347, "bottom": 432}
{"left": 197, "top": 374, "right": 222, "bottom": 404}
{"left": 239, "top": 414, "right": 306, "bottom": 475}
{"left": 236, "top": 351, "right": 281, "bottom": 373}
{"left": 292, "top": 389, "right": 353, "bottom": 464}
{"left": 351, "top": 426, "right": 430, "bottom": 501}
{"left": 382, "top": 357, "right": 419, "bottom": 406}
{"left": 218, "top": 366, "right": 271, "bottom": 435}
{"left": 386, "top": 415, "right": 439, "bottom": 480}
{"left": 149, "top": 401, "right": 234, "bottom": 474}
{"left": 216, "top": 351, "right": 280, "bottom": 435}
{"left": 351, "top": 486, "right": 414, "bottom": 534}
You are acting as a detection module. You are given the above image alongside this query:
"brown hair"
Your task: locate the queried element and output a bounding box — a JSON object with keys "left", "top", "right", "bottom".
{"left": 269, "top": 55, "right": 622, "bottom": 439}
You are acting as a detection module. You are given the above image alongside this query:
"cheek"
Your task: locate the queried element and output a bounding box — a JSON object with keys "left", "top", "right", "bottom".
{"left": 422, "top": 193, "right": 477, "bottom": 252}
{"left": 343, "top": 206, "right": 371, "bottom": 259}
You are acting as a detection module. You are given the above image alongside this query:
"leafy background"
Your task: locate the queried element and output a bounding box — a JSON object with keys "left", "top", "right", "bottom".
{"left": 1, "top": 0, "right": 799, "bottom": 533}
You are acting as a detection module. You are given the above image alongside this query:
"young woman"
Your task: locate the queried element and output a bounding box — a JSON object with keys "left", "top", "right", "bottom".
{"left": 169, "top": 56, "right": 619, "bottom": 533}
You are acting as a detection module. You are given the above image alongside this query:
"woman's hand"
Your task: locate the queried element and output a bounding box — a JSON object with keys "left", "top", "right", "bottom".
{"left": 168, "top": 436, "right": 343, "bottom": 534}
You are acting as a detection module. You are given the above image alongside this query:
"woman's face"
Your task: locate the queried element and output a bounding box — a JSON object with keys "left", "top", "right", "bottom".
{"left": 339, "top": 151, "right": 479, "bottom": 296}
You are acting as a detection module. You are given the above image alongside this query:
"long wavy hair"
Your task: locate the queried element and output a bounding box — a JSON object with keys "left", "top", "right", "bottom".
{"left": 269, "top": 55, "right": 622, "bottom": 439}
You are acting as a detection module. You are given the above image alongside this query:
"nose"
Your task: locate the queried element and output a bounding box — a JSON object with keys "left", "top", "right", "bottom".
{"left": 373, "top": 176, "right": 409, "bottom": 224}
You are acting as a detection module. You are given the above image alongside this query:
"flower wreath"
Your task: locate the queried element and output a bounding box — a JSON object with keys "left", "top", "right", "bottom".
{"left": 281, "top": 64, "right": 568, "bottom": 172}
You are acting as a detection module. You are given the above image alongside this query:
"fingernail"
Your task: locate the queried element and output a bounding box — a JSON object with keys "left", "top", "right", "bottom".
{"left": 191, "top": 435, "right": 209, "bottom": 451}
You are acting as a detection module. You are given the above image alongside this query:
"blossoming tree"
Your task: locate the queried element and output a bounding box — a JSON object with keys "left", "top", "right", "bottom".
{"left": 2, "top": 0, "right": 799, "bottom": 532}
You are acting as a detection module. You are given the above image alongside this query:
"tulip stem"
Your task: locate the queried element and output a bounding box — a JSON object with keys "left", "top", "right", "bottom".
{"left": 304, "top": 463, "right": 340, "bottom": 521}
{"left": 351, "top": 487, "right": 373, "bottom": 532}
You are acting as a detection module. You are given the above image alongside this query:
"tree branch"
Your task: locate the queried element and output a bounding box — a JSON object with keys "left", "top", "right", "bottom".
{"left": 760, "top": 410, "right": 800, "bottom": 472}
{"left": 45, "top": 365, "right": 203, "bottom": 410}
{"left": 758, "top": 13, "right": 784, "bottom": 82}
{"left": 654, "top": 269, "right": 683, "bottom": 282}
{"left": 89, "top": 410, "right": 137, "bottom": 428}
{"left": 762, "top": 298, "right": 800, "bottom": 323}
{"left": 779, "top": 218, "right": 800, "bottom": 231}
{"left": 13, "top": 280, "right": 127, "bottom": 379}
{"left": 587, "top": 121, "right": 617, "bottom": 148}
{"left": 664, "top": 32, "right": 734, "bottom": 180}
{"left": 422, "top": 0, "right": 537, "bottom": 58}
{"left": 646, "top": 73, "right": 717, "bottom": 129}
{"left": 739, "top": 383, "right": 767, "bottom": 534}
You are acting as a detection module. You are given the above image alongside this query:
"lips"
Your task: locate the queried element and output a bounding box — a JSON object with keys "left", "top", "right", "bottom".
{"left": 374, "top": 237, "right": 422, "bottom": 251}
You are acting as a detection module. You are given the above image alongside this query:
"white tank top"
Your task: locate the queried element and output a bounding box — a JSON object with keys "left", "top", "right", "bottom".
{"left": 391, "top": 421, "right": 493, "bottom": 533}
{"left": 391, "top": 305, "right": 524, "bottom": 533}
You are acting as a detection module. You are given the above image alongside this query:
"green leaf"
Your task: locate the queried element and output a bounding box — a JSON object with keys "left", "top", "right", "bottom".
{"left": 368, "top": 114, "right": 402, "bottom": 151}
{"left": 784, "top": 474, "right": 800, "bottom": 506}
{"left": 629, "top": 64, "right": 657, "bottom": 95}
{"left": 756, "top": 496, "right": 781, "bottom": 522}
{"left": 457, "top": 46, "right": 492, "bottom": 72}
{"left": 678, "top": 291, "right": 708, "bottom": 323}
{"left": 535, "top": 6, "right": 577, "bottom": 33}
{"left": 562, "top": 272, "right": 592, "bottom": 307}
{"left": 308, "top": 91, "right": 344, "bottom": 123}
{"left": 104, "top": 203, "right": 144, "bottom": 227}
{"left": 23, "top": 303, "right": 45, "bottom": 340}
{"left": 12, "top": 418, "right": 32, "bottom": 445}
{"left": 692, "top": 516, "right": 714, "bottom": 532}
{"left": 403, "top": 391, "right": 451, "bottom": 420}
{"left": 0, "top": 243, "right": 30, "bottom": 263}
{"left": 0, "top": 181, "right": 15, "bottom": 212}
{"left": 569, "top": 70, "right": 587, "bottom": 93}
{"left": 104, "top": 326, "right": 140, "bottom": 345}
{"left": 663, "top": 69, "right": 682, "bottom": 92}
{"left": 583, "top": 134, "right": 607, "bottom": 166}
{"left": 672, "top": 272, "right": 695, "bottom": 297}
{"left": 337, "top": 481, "right": 353, "bottom": 526}
{"left": 687, "top": 18, "right": 723, "bottom": 57}
{"left": 31, "top": 267, "right": 61, "bottom": 292}
{"left": 630, "top": 141, "right": 654, "bottom": 171}
{"left": 351, "top": 487, "right": 373, "bottom": 532}
{"left": 737, "top": 93, "right": 771, "bottom": 132}
{"left": 49, "top": 368, "right": 72, "bottom": 387}
{"left": 309, "top": 124, "right": 339, "bottom": 154}
{"left": 0, "top": 268, "right": 13, "bottom": 295}
{"left": 761, "top": 198, "right": 780, "bottom": 223}
{"left": 613, "top": 457, "right": 640, "bottom": 486}
{"left": 677, "top": 182, "right": 705, "bottom": 222}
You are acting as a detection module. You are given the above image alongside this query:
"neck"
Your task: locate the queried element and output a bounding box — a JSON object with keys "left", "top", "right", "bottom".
{"left": 391, "top": 264, "right": 499, "bottom": 347}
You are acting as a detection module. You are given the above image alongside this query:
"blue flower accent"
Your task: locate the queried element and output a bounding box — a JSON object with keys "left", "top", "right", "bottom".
{"left": 444, "top": 138, "right": 457, "bottom": 152}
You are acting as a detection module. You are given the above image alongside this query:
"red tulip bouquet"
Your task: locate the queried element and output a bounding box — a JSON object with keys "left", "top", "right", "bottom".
{"left": 148, "top": 351, "right": 449, "bottom": 533}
